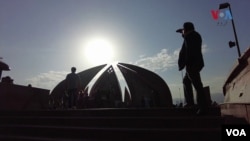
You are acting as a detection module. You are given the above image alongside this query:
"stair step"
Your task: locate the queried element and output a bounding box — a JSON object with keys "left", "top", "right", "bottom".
{"left": 0, "top": 125, "right": 221, "bottom": 141}
{"left": 0, "top": 107, "right": 223, "bottom": 141}
{"left": 0, "top": 107, "right": 221, "bottom": 117}
{"left": 0, "top": 116, "right": 222, "bottom": 128}
{"left": 0, "top": 135, "right": 99, "bottom": 141}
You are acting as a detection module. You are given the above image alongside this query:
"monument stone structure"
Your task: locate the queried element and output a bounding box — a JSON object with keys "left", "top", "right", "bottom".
{"left": 50, "top": 63, "right": 173, "bottom": 108}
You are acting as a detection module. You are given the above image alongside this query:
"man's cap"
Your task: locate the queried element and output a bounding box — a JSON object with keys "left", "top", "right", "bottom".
{"left": 183, "top": 22, "right": 195, "bottom": 30}
{"left": 176, "top": 22, "right": 195, "bottom": 33}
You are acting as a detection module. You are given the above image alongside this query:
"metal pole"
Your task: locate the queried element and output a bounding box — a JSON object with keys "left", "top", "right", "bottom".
{"left": 229, "top": 5, "right": 241, "bottom": 58}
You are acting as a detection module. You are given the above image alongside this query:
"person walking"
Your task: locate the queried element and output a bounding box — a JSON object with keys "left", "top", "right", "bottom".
{"left": 65, "top": 67, "right": 81, "bottom": 109}
{"left": 177, "top": 22, "right": 207, "bottom": 115}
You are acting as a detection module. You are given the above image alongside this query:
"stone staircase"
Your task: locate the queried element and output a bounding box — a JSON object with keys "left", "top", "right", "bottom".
{"left": 0, "top": 107, "right": 223, "bottom": 141}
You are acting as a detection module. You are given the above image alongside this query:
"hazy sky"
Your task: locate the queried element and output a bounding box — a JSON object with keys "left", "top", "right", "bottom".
{"left": 1, "top": 0, "right": 250, "bottom": 104}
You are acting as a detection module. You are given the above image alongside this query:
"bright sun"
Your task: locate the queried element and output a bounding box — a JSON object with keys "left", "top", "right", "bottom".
{"left": 84, "top": 38, "right": 115, "bottom": 65}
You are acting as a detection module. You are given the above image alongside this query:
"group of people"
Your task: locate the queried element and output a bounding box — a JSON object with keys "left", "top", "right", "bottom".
{"left": 64, "top": 21, "right": 208, "bottom": 115}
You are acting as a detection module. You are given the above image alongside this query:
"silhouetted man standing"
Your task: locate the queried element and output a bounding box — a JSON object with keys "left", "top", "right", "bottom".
{"left": 65, "top": 67, "right": 81, "bottom": 109}
{"left": 177, "top": 22, "right": 207, "bottom": 115}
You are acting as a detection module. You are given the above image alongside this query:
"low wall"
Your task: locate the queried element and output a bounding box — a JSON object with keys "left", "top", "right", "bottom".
{"left": 0, "top": 83, "right": 50, "bottom": 110}
{"left": 220, "top": 103, "right": 250, "bottom": 124}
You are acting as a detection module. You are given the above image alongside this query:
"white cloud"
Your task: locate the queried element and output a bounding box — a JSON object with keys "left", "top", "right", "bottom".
{"left": 26, "top": 71, "right": 67, "bottom": 90}
{"left": 134, "top": 44, "right": 208, "bottom": 72}
{"left": 202, "top": 44, "right": 208, "bottom": 54}
{"left": 134, "top": 48, "right": 179, "bottom": 72}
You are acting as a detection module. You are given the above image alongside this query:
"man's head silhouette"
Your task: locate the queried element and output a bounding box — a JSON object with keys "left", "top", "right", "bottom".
{"left": 183, "top": 22, "right": 195, "bottom": 31}
{"left": 71, "top": 67, "right": 76, "bottom": 73}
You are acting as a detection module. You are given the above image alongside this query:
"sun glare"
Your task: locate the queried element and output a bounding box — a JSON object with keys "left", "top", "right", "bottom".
{"left": 84, "top": 38, "right": 115, "bottom": 65}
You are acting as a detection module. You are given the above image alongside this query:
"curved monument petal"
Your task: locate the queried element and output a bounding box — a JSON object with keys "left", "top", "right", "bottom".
{"left": 118, "top": 63, "right": 173, "bottom": 107}
{"left": 78, "top": 64, "right": 107, "bottom": 89}
{"left": 88, "top": 65, "right": 123, "bottom": 108}
{"left": 50, "top": 64, "right": 107, "bottom": 100}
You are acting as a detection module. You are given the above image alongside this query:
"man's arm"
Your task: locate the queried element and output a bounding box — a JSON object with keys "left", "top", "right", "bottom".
{"left": 178, "top": 42, "right": 186, "bottom": 71}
